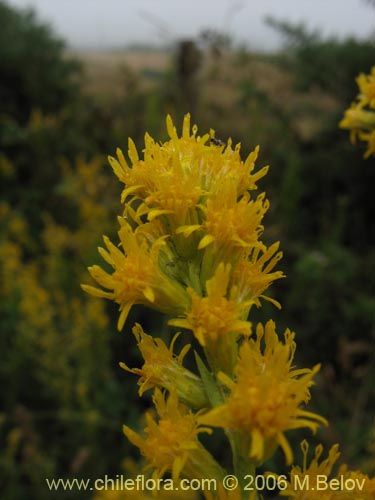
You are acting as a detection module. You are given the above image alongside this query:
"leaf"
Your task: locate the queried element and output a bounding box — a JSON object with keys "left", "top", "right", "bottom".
{"left": 194, "top": 351, "right": 224, "bottom": 408}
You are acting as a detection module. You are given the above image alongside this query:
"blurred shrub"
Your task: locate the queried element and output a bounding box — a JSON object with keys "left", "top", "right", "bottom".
{"left": 0, "top": 155, "right": 141, "bottom": 499}
{"left": 256, "top": 22, "right": 375, "bottom": 468}
{"left": 0, "top": 1, "right": 81, "bottom": 122}
{"left": 190, "top": 22, "right": 374, "bottom": 470}
{"left": 265, "top": 17, "right": 375, "bottom": 102}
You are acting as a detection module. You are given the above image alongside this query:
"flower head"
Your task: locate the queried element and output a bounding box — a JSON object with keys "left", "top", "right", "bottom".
{"left": 123, "top": 389, "right": 223, "bottom": 482}
{"left": 202, "top": 191, "right": 268, "bottom": 252}
{"left": 120, "top": 324, "right": 207, "bottom": 408}
{"left": 169, "top": 263, "right": 252, "bottom": 373}
{"left": 177, "top": 185, "right": 269, "bottom": 259}
{"left": 81, "top": 220, "right": 188, "bottom": 330}
{"left": 170, "top": 263, "right": 251, "bottom": 345}
{"left": 108, "top": 114, "right": 268, "bottom": 231}
{"left": 232, "top": 242, "right": 284, "bottom": 309}
{"left": 199, "top": 321, "right": 327, "bottom": 465}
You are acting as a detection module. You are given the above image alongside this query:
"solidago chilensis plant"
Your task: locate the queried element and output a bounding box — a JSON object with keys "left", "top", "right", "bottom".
{"left": 340, "top": 66, "right": 375, "bottom": 158}
{"left": 83, "top": 115, "right": 375, "bottom": 499}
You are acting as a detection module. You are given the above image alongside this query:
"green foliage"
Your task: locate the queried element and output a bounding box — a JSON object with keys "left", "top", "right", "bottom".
{"left": 0, "top": 160, "right": 135, "bottom": 499}
{"left": 256, "top": 21, "right": 375, "bottom": 469}
{"left": 266, "top": 17, "right": 375, "bottom": 102}
{"left": 0, "top": 0, "right": 81, "bottom": 121}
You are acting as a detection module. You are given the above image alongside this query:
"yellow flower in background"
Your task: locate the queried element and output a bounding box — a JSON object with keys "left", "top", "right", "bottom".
{"left": 81, "top": 220, "right": 188, "bottom": 330}
{"left": 120, "top": 324, "right": 207, "bottom": 409}
{"left": 339, "top": 106, "right": 375, "bottom": 143}
{"left": 199, "top": 321, "right": 327, "bottom": 465}
{"left": 359, "top": 129, "right": 375, "bottom": 159}
{"left": 123, "top": 389, "right": 224, "bottom": 482}
{"left": 339, "top": 106, "right": 375, "bottom": 132}
{"left": 357, "top": 67, "right": 375, "bottom": 109}
{"left": 340, "top": 66, "right": 375, "bottom": 157}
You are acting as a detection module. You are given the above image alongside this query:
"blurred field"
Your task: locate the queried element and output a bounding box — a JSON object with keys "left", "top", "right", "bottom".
{"left": 68, "top": 48, "right": 171, "bottom": 97}
{"left": 70, "top": 47, "right": 339, "bottom": 141}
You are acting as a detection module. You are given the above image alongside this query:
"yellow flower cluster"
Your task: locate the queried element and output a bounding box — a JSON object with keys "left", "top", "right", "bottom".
{"left": 82, "top": 115, "right": 339, "bottom": 498}
{"left": 82, "top": 115, "right": 284, "bottom": 368}
{"left": 340, "top": 66, "right": 375, "bottom": 158}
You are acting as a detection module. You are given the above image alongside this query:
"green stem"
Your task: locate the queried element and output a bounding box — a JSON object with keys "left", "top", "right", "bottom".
{"left": 229, "top": 431, "right": 259, "bottom": 500}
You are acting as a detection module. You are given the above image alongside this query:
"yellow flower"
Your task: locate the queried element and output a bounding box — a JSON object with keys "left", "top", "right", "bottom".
{"left": 108, "top": 118, "right": 205, "bottom": 227}
{"left": 339, "top": 107, "right": 375, "bottom": 132}
{"left": 337, "top": 468, "right": 375, "bottom": 500}
{"left": 169, "top": 263, "right": 252, "bottom": 372}
{"left": 340, "top": 67, "right": 375, "bottom": 158}
{"left": 85, "top": 115, "right": 280, "bottom": 334}
{"left": 123, "top": 389, "right": 224, "bottom": 482}
{"left": 339, "top": 102, "right": 375, "bottom": 158}
{"left": 280, "top": 440, "right": 375, "bottom": 500}
{"left": 107, "top": 114, "right": 268, "bottom": 231}
{"left": 339, "top": 106, "right": 375, "bottom": 145}
{"left": 199, "top": 321, "right": 327, "bottom": 465}
{"left": 176, "top": 183, "right": 269, "bottom": 264}
{"left": 201, "top": 191, "right": 268, "bottom": 251}
{"left": 232, "top": 242, "right": 284, "bottom": 310}
{"left": 359, "top": 129, "right": 375, "bottom": 159}
{"left": 339, "top": 105, "right": 375, "bottom": 158}
{"left": 169, "top": 263, "right": 252, "bottom": 345}
{"left": 120, "top": 324, "right": 207, "bottom": 408}
{"left": 81, "top": 220, "right": 188, "bottom": 330}
{"left": 357, "top": 67, "right": 375, "bottom": 109}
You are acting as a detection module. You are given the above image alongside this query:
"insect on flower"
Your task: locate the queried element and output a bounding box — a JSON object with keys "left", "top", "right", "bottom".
{"left": 208, "top": 137, "right": 225, "bottom": 146}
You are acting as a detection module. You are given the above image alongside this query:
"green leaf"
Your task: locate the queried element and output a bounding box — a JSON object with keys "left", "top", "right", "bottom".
{"left": 194, "top": 351, "right": 224, "bottom": 408}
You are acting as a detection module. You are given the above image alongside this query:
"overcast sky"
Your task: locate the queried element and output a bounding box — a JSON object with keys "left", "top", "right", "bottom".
{"left": 5, "top": 0, "right": 375, "bottom": 50}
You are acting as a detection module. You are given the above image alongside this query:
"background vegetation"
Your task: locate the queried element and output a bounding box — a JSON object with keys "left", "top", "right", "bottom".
{"left": 0, "top": 1, "right": 374, "bottom": 498}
